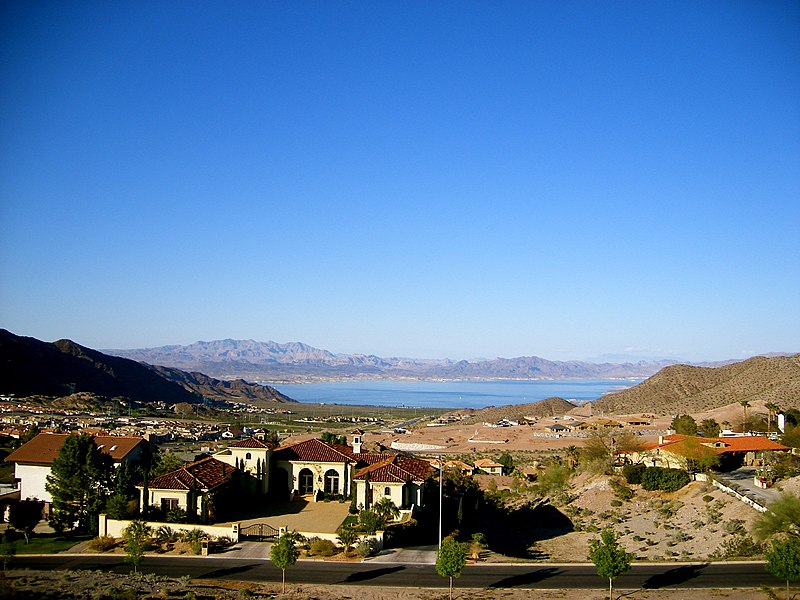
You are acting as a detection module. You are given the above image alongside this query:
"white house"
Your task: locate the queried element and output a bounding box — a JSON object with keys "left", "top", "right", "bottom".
{"left": 5, "top": 433, "right": 147, "bottom": 507}
{"left": 213, "top": 437, "right": 274, "bottom": 494}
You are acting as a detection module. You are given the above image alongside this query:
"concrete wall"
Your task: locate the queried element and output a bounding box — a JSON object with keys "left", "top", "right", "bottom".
{"left": 99, "top": 514, "right": 240, "bottom": 541}
{"left": 15, "top": 464, "right": 51, "bottom": 502}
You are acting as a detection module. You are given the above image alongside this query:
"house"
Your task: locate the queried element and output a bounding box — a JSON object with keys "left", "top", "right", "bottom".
{"left": 5, "top": 433, "right": 147, "bottom": 507}
{"left": 474, "top": 458, "right": 504, "bottom": 475}
{"left": 213, "top": 437, "right": 275, "bottom": 494}
{"left": 544, "top": 423, "right": 569, "bottom": 433}
{"left": 627, "top": 434, "right": 791, "bottom": 470}
{"left": 353, "top": 454, "right": 433, "bottom": 510}
{"left": 138, "top": 456, "right": 236, "bottom": 521}
{"left": 270, "top": 438, "right": 357, "bottom": 500}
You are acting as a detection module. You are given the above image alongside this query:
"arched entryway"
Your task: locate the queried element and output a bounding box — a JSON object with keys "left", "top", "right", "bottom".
{"left": 298, "top": 468, "right": 314, "bottom": 496}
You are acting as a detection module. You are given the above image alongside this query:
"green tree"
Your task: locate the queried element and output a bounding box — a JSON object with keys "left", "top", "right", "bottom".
{"left": 358, "top": 508, "right": 383, "bottom": 534}
{"left": 765, "top": 536, "right": 800, "bottom": 592}
{"left": 45, "top": 433, "right": 113, "bottom": 533}
{"left": 373, "top": 497, "right": 400, "bottom": 524}
{"left": 436, "top": 536, "right": 468, "bottom": 600}
{"left": 699, "top": 418, "right": 721, "bottom": 438}
{"left": 336, "top": 526, "right": 359, "bottom": 554}
{"left": 765, "top": 403, "right": 781, "bottom": 434}
{"left": 8, "top": 499, "right": 43, "bottom": 544}
{"left": 753, "top": 493, "right": 800, "bottom": 541}
{"left": 740, "top": 400, "right": 751, "bottom": 433}
{"left": 497, "top": 451, "right": 515, "bottom": 475}
{"left": 19, "top": 425, "right": 40, "bottom": 446}
{"left": 270, "top": 532, "right": 300, "bottom": 593}
{"left": 671, "top": 414, "right": 698, "bottom": 436}
{"left": 151, "top": 450, "right": 184, "bottom": 477}
{"left": 681, "top": 436, "right": 721, "bottom": 473}
{"left": 588, "top": 528, "right": 633, "bottom": 600}
{"left": 123, "top": 520, "right": 152, "bottom": 573}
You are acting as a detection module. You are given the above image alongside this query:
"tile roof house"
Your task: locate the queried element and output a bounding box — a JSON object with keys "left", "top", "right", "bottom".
{"left": 5, "top": 433, "right": 147, "bottom": 505}
{"left": 213, "top": 437, "right": 276, "bottom": 495}
{"left": 627, "top": 434, "right": 791, "bottom": 470}
{"left": 474, "top": 458, "right": 504, "bottom": 475}
{"left": 138, "top": 456, "right": 236, "bottom": 521}
{"left": 270, "top": 438, "right": 358, "bottom": 501}
{"left": 353, "top": 454, "right": 434, "bottom": 511}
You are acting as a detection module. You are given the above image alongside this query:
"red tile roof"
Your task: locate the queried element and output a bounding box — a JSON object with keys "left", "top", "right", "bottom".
{"left": 5, "top": 433, "right": 145, "bottom": 466}
{"left": 229, "top": 437, "right": 276, "bottom": 449}
{"left": 354, "top": 455, "right": 433, "bottom": 483}
{"left": 146, "top": 457, "right": 235, "bottom": 491}
{"left": 655, "top": 435, "right": 789, "bottom": 456}
{"left": 273, "top": 439, "right": 356, "bottom": 463}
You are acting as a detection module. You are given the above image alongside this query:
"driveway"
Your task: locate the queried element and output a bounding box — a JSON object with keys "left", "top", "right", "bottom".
{"left": 368, "top": 545, "right": 437, "bottom": 564}
{"left": 714, "top": 466, "right": 780, "bottom": 508}
{"left": 237, "top": 499, "right": 351, "bottom": 535}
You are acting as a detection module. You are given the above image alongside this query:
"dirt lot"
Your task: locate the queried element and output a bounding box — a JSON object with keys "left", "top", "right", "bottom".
{"left": 0, "top": 569, "right": 775, "bottom": 599}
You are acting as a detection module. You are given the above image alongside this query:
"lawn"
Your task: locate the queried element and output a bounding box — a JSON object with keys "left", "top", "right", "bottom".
{"left": 4, "top": 534, "right": 85, "bottom": 554}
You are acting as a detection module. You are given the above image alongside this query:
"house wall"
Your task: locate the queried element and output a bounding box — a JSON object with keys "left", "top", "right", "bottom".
{"left": 354, "top": 480, "right": 423, "bottom": 510}
{"left": 15, "top": 464, "right": 51, "bottom": 502}
{"left": 140, "top": 488, "right": 192, "bottom": 512}
{"left": 99, "top": 514, "right": 239, "bottom": 541}
{"left": 215, "top": 447, "right": 271, "bottom": 494}
{"left": 275, "top": 460, "right": 351, "bottom": 499}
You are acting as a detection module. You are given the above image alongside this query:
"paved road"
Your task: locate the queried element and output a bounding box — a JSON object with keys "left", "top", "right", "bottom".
{"left": 9, "top": 555, "right": 785, "bottom": 591}
{"left": 715, "top": 467, "right": 780, "bottom": 507}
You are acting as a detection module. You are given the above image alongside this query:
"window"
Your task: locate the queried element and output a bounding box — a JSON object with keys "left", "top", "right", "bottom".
{"left": 324, "top": 469, "right": 339, "bottom": 495}
{"left": 245, "top": 452, "right": 252, "bottom": 460}
{"left": 384, "top": 487, "right": 391, "bottom": 496}
{"left": 161, "top": 498, "right": 179, "bottom": 512}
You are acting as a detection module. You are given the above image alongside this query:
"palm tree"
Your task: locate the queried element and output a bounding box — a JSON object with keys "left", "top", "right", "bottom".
{"left": 373, "top": 497, "right": 400, "bottom": 525}
{"left": 765, "top": 403, "right": 780, "bottom": 433}
{"left": 740, "top": 400, "right": 751, "bottom": 433}
{"left": 565, "top": 445, "right": 580, "bottom": 470}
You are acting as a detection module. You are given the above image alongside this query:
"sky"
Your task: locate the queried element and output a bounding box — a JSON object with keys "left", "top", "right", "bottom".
{"left": 1, "top": 1, "right": 799, "bottom": 363}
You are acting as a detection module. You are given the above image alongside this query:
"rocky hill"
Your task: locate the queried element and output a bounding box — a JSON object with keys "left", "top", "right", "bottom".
{"left": 458, "top": 396, "right": 577, "bottom": 425}
{"left": 592, "top": 354, "right": 800, "bottom": 415}
{"left": 105, "top": 338, "right": 679, "bottom": 382}
{"left": 0, "top": 329, "right": 295, "bottom": 406}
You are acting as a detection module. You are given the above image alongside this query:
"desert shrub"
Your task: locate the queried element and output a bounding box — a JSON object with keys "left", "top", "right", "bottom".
{"left": 88, "top": 535, "right": 117, "bottom": 552}
{"left": 166, "top": 507, "right": 188, "bottom": 523}
{"left": 309, "top": 538, "right": 337, "bottom": 557}
{"left": 609, "top": 478, "right": 634, "bottom": 501}
{"left": 154, "top": 526, "right": 179, "bottom": 544}
{"left": 610, "top": 500, "right": 622, "bottom": 507}
{"left": 537, "top": 464, "right": 571, "bottom": 496}
{"left": 471, "top": 532, "right": 487, "bottom": 548}
{"left": 355, "top": 538, "right": 380, "bottom": 558}
{"left": 702, "top": 495, "right": 714, "bottom": 503}
{"left": 357, "top": 509, "right": 383, "bottom": 534}
{"left": 622, "top": 463, "right": 646, "bottom": 485}
{"left": 712, "top": 533, "right": 762, "bottom": 559}
{"left": 723, "top": 519, "right": 745, "bottom": 535}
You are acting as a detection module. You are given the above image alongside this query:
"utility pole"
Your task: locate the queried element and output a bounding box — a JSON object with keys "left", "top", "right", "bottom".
{"left": 438, "top": 454, "right": 443, "bottom": 549}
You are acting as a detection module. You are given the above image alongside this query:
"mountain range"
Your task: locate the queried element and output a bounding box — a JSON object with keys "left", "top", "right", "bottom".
{"left": 105, "top": 338, "right": 688, "bottom": 382}
{"left": 0, "top": 329, "right": 295, "bottom": 406}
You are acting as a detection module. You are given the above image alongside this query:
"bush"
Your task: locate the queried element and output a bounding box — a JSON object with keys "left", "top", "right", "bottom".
{"left": 179, "top": 529, "right": 206, "bottom": 543}
{"left": 640, "top": 467, "right": 690, "bottom": 492}
{"left": 702, "top": 495, "right": 714, "bottom": 503}
{"left": 712, "top": 534, "right": 762, "bottom": 559}
{"left": 88, "top": 535, "right": 117, "bottom": 552}
{"left": 610, "top": 500, "right": 622, "bottom": 507}
{"left": 166, "top": 507, "right": 188, "bottom": 523}
{"left": 622, "top": 463, "right": 646, "bottom": 485}
{"left": 355, "top": 538, "right": 380, "bottom": 558}
{"left": 309, "top": 538, "right": 337, "bottom": 557}
{"left": 610, "top": 479, "right": 634, "bottom": 501}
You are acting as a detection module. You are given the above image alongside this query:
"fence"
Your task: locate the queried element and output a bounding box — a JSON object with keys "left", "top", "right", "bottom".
{"left": 693, "top": 473, "right": 768, "bottom": 513}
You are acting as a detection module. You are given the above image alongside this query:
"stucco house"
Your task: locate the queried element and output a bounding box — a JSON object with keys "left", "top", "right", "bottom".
{"left": 626, "top": 434, "right": 791, "bottom": 470}
{"left": 474, "top": 458, "right": 504, "bottom": 475}
{"left": 5, "top": 433, "right": 147, "bottom": 508}
{"left": 213, "top": 437, "right": 275, "bottom": 494}
{"left": 270, "top": 438, "right": 357, "bottom": 500}
{"left": 138, "top": 456, "right": 236, "bottom": 521}
{"left": 353, "top": 453, "right": 432, "bottom": 510}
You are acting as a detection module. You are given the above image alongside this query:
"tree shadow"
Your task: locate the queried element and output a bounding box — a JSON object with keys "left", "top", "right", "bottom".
{"left": 642, "top": 563, "right": 708, "bottom": 589}
{"left": 485, "top": 503, "right": 573, "bottom": 558}
{"left": 200, "top": 563, "right": 260, "bottom": 579}
{"left": 488, "top": 567, "right": 561, "bottom": 588}
{"left": 341, "top": 565, "right": 406, "bottom": 583}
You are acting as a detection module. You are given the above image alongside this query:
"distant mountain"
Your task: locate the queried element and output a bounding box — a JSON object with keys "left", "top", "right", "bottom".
{"left": 105, "top": 339, "right": 681, "bottom": 382}
{"left": 592, "top": 354, "right": 800, "bottom": 415}
{"left": 457, "top": 397, "right": 578, "bottom": 425}
{"left": 0, "top": 329, "right": 295, "bottom": 405}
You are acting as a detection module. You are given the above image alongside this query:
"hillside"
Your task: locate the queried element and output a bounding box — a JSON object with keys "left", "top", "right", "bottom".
{"left": 0, "top": 329, "right": 295, "bottom": 406}
{"left": 105, "top": 338, "right": 679, "bottom": 382}
{"left": 592, "top": 353, "right": 800, "bottom": 415}
{"left": 458, "top": 397, "right": 577, "bottom": 425}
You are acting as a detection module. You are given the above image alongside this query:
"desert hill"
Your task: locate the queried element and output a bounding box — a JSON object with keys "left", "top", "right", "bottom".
{"left": 592, "top": 353, "right": 800, "bottom": 416}
{"left": 458, "top": 396, "right": 577, "bottom": 425}
{"left": 0, "top": 329, "right": 295, "bottom": 406}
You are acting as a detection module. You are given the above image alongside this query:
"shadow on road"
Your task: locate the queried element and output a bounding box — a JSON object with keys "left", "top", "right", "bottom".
{"left": 488, "top": 567, "right": 560, "bottom": 588}
{"left": 341, "top": 565, "right": 406, "bottom": 583}
{"left": 200, "top": 563, "right": 260, "bottom": 579}
{"left": 642, "top": 564, "right": 708, "bottom": 589}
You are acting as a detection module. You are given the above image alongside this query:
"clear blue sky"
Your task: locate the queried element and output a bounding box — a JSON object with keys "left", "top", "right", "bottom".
{"left": 1, "top": 1, "right": 798, "bottom": 362}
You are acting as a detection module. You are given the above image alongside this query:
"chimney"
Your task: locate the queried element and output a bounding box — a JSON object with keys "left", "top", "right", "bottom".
{"left": 352, "top": 429, "right": 364, "bottom": 454}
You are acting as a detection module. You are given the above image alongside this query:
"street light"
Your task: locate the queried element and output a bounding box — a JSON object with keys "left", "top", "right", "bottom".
{"left": 438, "top": 454, "right": 443, "bottom": 549}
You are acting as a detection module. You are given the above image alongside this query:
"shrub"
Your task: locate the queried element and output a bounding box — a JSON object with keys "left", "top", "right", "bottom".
{"left": 154, "top": 526, "right": 179, "bottom": 544}
{"left": 640, "top": 467, "right": 690, "bottom": 492}
{"left": 702, "top": 495, "right": 714, "bottom": 503}
{"left": 179, "top": 529, "right": 206, "bottom": 543}
{"left": 622, "top": 463, "right": 646, "bottom": 485}
{"left": 609, "top": 479, "right": 634, "bottom": 501}
{"left": 309, "top": 538, "right": 337, "bottom": 557}
{"left": 355, "top": 538, "right": 380, "bottom": 558}
{"left": 712, "top": 534, "right": 762, "bottom": 559}
{"left": 610, "top": 500, "right": 622, "bottom": 507}
{"left": 88, "top": 535, "right": 117, "bottom": 552}
{"left": 166, "top": 507, "right": 188, "bottom": 523}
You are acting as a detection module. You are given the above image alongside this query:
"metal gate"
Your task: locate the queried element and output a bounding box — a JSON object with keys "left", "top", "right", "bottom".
{"left": 240, "top": 523, "right": 280, "bottom": 542}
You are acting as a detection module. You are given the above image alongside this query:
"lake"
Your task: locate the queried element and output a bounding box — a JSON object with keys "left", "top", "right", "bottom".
{"left": 269, "top": 379, "right": 639, "bottom": 409}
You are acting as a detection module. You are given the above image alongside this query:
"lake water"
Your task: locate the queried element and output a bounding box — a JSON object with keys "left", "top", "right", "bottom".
{"left": 270, "top": 379, "right": 640, "bottom": 409}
